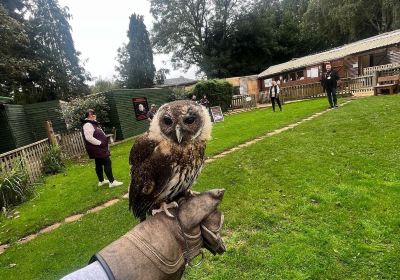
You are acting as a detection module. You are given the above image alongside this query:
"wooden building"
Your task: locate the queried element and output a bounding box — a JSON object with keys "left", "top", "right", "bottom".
{"left": 258, "top": 29, "right": 400, "bottom": 97}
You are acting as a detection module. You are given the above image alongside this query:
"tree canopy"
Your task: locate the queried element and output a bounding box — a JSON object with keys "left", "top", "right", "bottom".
{"left": 150, "top": 0, "right": 400, "bottom": 78}
{"left": 0, "top": 0, "right": 90, "bottom": 104}
{"left": 115, "top": 14, "right": 155, "bottom": 89}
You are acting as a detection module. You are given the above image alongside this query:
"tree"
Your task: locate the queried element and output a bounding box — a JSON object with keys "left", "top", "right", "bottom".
{"left": 25, "top": 0, "right": 90, "bottom": 103}
{"left": 154, "top": 68, "right": 170, "bottom": 85}
{"left": 0, "top": 0, "right": 90, "bottom": 104}
{"left": 0, "top": 4, "right": 38, "bottom": 98}
{"left": 151, "top": 0, "right": 400, "bottom": 79}
{"left": 150, "top": 0, "right": 248, "bottom": 78}
{"left": 91, "top": 78, "right": 118, "bottom": 94}
{"left": 115, "top": 14, "right": 155, "bottom": 88}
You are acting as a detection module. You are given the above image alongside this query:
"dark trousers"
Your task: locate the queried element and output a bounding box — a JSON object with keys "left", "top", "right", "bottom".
{"left": 326, "top": 87, "right": 337, "bottom": 107}
{"left": 95, "top": 157, "right": 114, "bottom": 183}
{"left": 271, "top": 97, "right": 282, "bottom": 112}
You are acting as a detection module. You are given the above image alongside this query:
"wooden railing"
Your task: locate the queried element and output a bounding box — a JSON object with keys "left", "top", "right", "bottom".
{"left": 376, "top": 65, "right": 400, "bottom": 77}
{"left": 280, "top": 82, "right": 326, "bottom": 102}
{"left": 231, "top": 94, "right": 257, "bottom": 110}
{"left": 0, "top": 139, "right": 50, "bottom": 183}
{"left": 59, "top": 130, "right": 87, "bottom": 159}
{"left": 341, "top": 75, "right": 375, "bottom": 96}
{"left": 363, "top": 63, "right": 400, "bottom": 75}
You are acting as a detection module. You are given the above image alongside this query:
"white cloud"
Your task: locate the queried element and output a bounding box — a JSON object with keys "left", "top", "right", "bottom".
{"left": 59, "top": 0, "right": 198, "bottom": 82}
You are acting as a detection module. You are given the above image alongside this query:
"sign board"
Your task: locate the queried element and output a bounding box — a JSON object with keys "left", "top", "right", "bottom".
{"left": 264, "top": 78, "right": 272, "bottom": 88}
{"left": 210, "top": 106, "right": 224, "bottom": 123}
{"left": 132, "top": 97, "right": 149, "bottom": 121}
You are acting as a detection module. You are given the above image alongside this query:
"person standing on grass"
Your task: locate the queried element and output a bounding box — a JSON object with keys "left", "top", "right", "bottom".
{"left": 81, "top": 109, "right": 123, "bottom": 188}
{"left": 321, "top": 62, "right": 340, "bottom": 108}
{"left": 269, "top": 80, "right": 282, "bottom": 112}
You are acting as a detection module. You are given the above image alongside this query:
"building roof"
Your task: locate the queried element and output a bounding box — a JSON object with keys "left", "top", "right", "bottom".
{"left": 258, "top": 29, "right": 400, "bottom": 78}
{"left": 160, "top": 76, "right": 197, "bottom": 87}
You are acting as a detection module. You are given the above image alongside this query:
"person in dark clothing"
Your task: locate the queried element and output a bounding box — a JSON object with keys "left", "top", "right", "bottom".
{"left": 321, "top": 62, "right": 340, "bottom": 108}
{"left": 199, "top": 95, "right": 209, "bottom": 107}
{"left": 269, "top": 80, "right": 282, "bottom": 112}
{"left": 147, "top": 104, "right": 157, "bottom": 122}
{"left": 81, "top": 109, "right": 123, "bottom": 188}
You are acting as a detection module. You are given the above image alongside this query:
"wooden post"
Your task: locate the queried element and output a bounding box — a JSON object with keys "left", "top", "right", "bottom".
{"left": 44, "top": 120, "right": 58, "bottom": 146}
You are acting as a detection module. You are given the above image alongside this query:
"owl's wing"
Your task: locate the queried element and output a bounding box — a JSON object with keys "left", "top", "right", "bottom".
{"left": 129, "top": 134, "right": 158, "bottom": 218}
{"left": 128, "top": 134, "right": 173, "bottom": 219}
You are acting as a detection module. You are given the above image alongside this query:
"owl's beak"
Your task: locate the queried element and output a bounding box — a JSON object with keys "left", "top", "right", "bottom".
{"left": 175, "top": 125, "right": 183, "bottom": 143}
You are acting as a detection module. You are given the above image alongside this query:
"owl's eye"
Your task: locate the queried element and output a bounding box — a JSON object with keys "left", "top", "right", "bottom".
{"left": 184, "top": 116, "right": 196, "bottom": 125}
{"left": 163, "top": 116, "right": 173, "bottom": 125}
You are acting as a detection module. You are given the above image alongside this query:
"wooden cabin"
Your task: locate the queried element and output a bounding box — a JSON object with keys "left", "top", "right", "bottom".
{"left": 258, "top": 29, "right": 400, "bottom": 98}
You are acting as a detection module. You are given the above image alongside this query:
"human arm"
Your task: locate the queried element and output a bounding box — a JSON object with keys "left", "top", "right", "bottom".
{"left": 335, "top": 70, "right": 340, "bottom": 81}
{"left": 83, "top": 123, "right": 101, "bottom": 146}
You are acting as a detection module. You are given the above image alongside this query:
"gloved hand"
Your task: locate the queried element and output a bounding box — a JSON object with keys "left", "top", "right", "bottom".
{"left": 90, "top": 189, "right": 226, "bottom": 280}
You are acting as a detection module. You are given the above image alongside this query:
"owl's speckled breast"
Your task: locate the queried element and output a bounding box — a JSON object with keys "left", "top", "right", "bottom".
{"left": 156, "top": 140, "right": 206, "bottom": 202}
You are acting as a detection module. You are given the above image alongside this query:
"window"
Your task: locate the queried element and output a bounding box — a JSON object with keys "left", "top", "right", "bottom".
{"left": 307, "top": 67, "right": 319, "bottom": 78}
{"left": 296, "top": 70, "right": 304, "bottom": 79}
{"left": 264, "top": 78, "right": 272, "bottom": 87}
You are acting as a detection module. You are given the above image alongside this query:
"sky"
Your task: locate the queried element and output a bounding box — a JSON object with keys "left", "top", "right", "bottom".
{"left": 58, "top": 0, "right": 198, "bottom": 83}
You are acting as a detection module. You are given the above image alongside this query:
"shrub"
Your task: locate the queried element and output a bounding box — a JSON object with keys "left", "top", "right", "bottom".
{"left": 192, "top": 80, "right": 233, "bottom": 112}
{"left": 42, "top": 145, "right": 65, "bottom": 175}
{"left": 0, "top": 160, "right": 31, "bottom": 212}
{"left": 167, "top": 88, "right": 192, "bottom": 102}
{"left": 59, "top": 93, "right": 110, "bottom": 131}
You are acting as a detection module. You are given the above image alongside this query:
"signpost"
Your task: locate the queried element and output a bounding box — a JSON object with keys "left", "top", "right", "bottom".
{"left": 132, "top": 97, "right": 149, "bottom": 121}
{"left": 210, "top": 106, "right": 224, "bottom": 123}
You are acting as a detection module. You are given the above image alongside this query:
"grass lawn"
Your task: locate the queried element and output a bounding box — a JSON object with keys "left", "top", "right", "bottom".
{"left": 0, "top": 98, "right": 329, "bottom": 244}
{"left": 0, "top": 95, "right": 399, "bottom": 279}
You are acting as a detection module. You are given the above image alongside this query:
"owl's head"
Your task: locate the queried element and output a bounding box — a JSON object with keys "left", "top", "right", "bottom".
{"left": 148, "top": 100, "right": 212, "bottom": 144}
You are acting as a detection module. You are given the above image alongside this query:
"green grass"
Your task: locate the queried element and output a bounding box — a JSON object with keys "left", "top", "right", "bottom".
{"left": 206, "top": 98, "right": 328, "bottom": 156}
{"left": 0, "top": 95, "right": 399, "bottom": 279}
{"left": 0, "top": 98, "right": 329, "bottom": 244}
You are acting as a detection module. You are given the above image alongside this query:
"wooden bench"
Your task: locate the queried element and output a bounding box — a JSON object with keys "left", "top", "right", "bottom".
{"left": 373, "top": 74, "right": 400, "bottom": 95}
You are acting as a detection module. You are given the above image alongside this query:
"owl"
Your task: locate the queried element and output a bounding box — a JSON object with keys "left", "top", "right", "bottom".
{"left": 129, "top": 100, "right": 212, "bottom": 221}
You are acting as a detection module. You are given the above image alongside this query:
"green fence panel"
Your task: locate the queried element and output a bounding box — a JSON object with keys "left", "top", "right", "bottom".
{"left": 105, "top": 88, "right": 172, "bottom": 140}
{"left": 24, "top": 100, "right": 67, "bottom": 141}
{"left": 0, "top": 104, "right": 33, "bottom": 153}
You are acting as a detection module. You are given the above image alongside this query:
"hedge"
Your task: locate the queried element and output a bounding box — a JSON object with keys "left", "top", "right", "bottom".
{"left": 192, "top": 80, "right": 233, "bottom": 112}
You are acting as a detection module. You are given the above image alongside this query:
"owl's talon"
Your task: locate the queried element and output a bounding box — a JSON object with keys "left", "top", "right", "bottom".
{"left": 152, "top": 201, "right": 179, "bottom": 218}
{"left": 187, "top": 190, "right": 200, "bottom": 197}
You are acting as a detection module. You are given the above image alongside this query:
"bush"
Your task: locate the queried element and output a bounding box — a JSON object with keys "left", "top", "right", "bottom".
{"left": 0, "top": 160, "right": 31, "bottom": 212}
{"left": 167, "top": 88, "right": 192, "bottom": 102}
{"left": 59, "top": 93, "right": 109, "bottom": 131}
{"left": 42, "top": 145, "right": 65, "bottom": 175}
{"left": 192, "top": 80, "right": 233, "bottom": 112}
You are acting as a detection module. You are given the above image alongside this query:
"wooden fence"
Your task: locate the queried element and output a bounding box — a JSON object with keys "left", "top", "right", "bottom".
{"left": 376, "top": 65, "right": 400, "bottom": 77}
{"left": 0, "top": 139, "right": 50, "bottom": 183}
{"left": 58, "top": 130, "right": 87, "bottom": 159}
{"left": 341, "top": 75, "right": 375, "bottom": 96}
{"left": 231, "top": 94, "right": 257, "bottom": 110}
{"left": 0, "top": 127, "right": 117, "bottom": 183}
{"left": 363, "top": 63, "right": 400, "bottom": 75}
{"left": 281, "top": 82, "right": 326, "bottom": 102}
